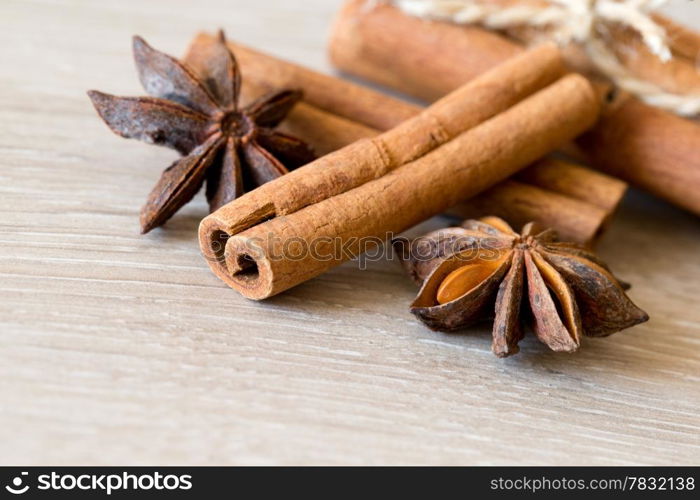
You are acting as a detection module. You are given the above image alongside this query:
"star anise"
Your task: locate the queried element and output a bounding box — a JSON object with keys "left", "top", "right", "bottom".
{"left": 88, "top": 31, "right": 315, "bottom": 233}
{"left": 394, "top": 216, "right": 648, "bottom": 357}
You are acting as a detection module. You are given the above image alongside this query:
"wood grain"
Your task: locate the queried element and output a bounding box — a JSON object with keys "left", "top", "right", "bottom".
{"left": 0, "top": 0, "right": 698, "bottom": 465}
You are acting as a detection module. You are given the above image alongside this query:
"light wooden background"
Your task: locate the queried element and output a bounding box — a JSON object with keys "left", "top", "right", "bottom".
{"left": 1, "top": 0, "right": 699, "bottom": 466}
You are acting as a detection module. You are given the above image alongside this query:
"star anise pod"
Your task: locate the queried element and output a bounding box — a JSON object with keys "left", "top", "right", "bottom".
{"left": 87, "top": 31, "right": 315, "bottom": 233}
{"left": 394, "top": 216, "right": 648, "bottom": 357}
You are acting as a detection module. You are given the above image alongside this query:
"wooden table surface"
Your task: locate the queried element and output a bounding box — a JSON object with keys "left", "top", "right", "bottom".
{"left": 1, "top": 0, "right": 699, "bottom": 465}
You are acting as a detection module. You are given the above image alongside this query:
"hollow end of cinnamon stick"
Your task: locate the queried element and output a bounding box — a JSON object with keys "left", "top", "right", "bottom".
{"left": 222, "top": 234, "right": 275, "bottom": 300}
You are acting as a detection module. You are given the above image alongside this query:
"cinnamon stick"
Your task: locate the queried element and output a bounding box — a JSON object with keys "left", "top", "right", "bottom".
{"left": 227, "top": 39, "right": 419, "bottom": 131}
{"left": 579, "top": 93, "right": 700, "bottom": 210}
{"left": 515, "top": 158, "right": 626, "bottom": 212}
{"left": 198, "top": 46, "right": 600, "bottom": 299}
{"left": 328, "top": 0, "right": 700, "bottom": 215}
{"left": 280, "top": 102, "right": 378, "bottom": 156}
{"left": 448, "top": 158, "right": 626, "bottom": 243}
{"left": 329, "top": 0, "right": 520, "bottom": 100}
{"left": 446, "top": 181, "right": 609, "bottom": 243}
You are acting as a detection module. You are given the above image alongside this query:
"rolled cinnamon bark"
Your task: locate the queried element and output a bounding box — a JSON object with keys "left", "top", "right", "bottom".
{"left": 515, "top": 158, "right": 626, "bottom": 212}
{"left": 449, "top": 158, "right": 626, "bottom": 243}
{"left": 329, "top": 0, "right": 700, "bottom": 215}
{"left": 185, "top": 34, "right": 623, "bottom": 244}
{"left": 329, "top": 0, "right": 519, "bottom": 100}
{"left": 199, "top": 60, "right": 600, "bottom": 298}
{"left": 280, "top": 102, "right": 378, "bottom": 156}
{"left": 220, "top": 37, "right": 419, "bottom": 131}
{"left": 579, "top": 93, "right": 700, "bottom": 211}
{"left": 446, "top": 181, "right": 609, "bottom": 243}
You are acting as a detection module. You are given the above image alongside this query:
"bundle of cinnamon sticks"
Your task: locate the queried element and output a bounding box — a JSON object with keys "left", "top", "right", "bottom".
{"left": 196, "top": 42, "right": 601, "bottom": 299}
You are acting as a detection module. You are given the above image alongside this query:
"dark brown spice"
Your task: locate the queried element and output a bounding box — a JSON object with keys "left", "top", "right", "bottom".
{"left": 88, "top": 31, "right": 315, "bottom": 233}
{"left": 394, "top": 216, "right": 648, "bottom": 357}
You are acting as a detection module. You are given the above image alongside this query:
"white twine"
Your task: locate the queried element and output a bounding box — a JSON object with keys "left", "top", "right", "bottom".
{"left": 387, "top": 0, "right": 700, "bottom": 116}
